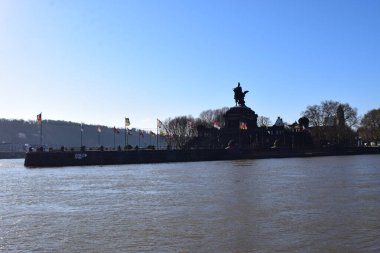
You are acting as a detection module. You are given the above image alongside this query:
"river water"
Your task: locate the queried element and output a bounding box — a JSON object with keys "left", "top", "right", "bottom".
{"left": 1, "top": 155, "right": 380, "bottom": 252}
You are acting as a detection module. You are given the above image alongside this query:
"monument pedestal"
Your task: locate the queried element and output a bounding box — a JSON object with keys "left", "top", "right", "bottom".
{"left": 224, "top": 106, "right": 258, "bottom": 130}
{"left": 221, "top": 106, "right": 260, "bottom": 148}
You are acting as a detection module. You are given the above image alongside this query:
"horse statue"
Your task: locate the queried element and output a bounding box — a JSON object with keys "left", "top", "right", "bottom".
{"left": 233, "top": 82, "right": 249, "bottom": 106}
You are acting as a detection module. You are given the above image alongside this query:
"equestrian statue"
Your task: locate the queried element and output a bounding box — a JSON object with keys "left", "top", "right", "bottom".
{"left": 233, "top": 82, "right": 249, "bottom": 106}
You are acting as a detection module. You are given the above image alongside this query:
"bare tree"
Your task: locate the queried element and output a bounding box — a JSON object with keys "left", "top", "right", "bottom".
{"left": 199, "top": 110, "right": 214, "bottom": 125}
{"left": 198, "top": 107, "right": 229, "bottom": 127}
{"left": 302, "top": 100, "right": 358, "bottom": 146}
{"left": 257, "top": 116, "right": 272, "bottom": 127}
{"left": 162, "top": 116, "right": 197, "bottom": 149}
{"left": 340, "top": 103, "right": 360, "bottom": 128}
{"left": 358, "top": 108, "right": 380, "bottom": 143}
{"left": 303, "top": 104, "right": 323, "bottom": 127}
{"left": 302, "top": 100, "right": 358, "bottom": 128}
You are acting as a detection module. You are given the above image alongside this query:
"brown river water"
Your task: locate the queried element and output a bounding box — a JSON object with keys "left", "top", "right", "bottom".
{"left": 1, "top": 155, "right": 380, "bottom": 252}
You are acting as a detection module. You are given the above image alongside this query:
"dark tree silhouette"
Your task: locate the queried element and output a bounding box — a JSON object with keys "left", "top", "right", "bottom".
{"left": 358, "top": 108, "right": 380, "bottom": 143}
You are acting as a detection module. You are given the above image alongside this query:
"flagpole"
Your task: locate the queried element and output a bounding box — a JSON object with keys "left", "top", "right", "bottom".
{"left": 127, "top": 129, "right": 129, "bottom": 147}
{"left": 125, "top": 118, "right": 130, "bottom": 149}
{"left": 80, "top": 124, "right": 83, "bottom": 147}
{"left": 40, "top": 119, "right": 43, "bottom": 146}
{"left": 156, "top": 125, "right": 158, "bottom": 149}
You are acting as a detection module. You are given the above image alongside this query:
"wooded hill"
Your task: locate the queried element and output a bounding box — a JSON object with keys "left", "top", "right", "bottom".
{"left": 0, "top": 119, "right": 162, "bottom": 151}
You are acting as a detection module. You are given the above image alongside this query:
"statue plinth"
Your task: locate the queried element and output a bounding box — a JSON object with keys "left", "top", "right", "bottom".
{"left": 224, "top": 105, "right": 258, "bottom": 130}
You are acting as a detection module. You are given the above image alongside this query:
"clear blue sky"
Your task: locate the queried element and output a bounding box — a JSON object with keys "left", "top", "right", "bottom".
{"left": 1, "top": 0, "right": 379, "bottom": 130}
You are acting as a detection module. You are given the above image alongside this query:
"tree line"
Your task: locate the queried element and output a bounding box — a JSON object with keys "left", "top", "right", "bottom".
{"left": 159, "top": 107, "right": 229, "bottom": 149}
{"left": 302, "top": 100, "right": 380, "bottom": 146}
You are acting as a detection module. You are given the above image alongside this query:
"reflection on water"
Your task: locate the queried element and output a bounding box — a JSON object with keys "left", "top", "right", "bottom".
{"left": 1, "top": 155, "right": 380, "bottom": 252}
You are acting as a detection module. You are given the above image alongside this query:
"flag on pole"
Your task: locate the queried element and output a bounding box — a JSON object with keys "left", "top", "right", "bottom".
{"left": 157, "top": 119, "right": 163, "bottom": 128}
{"left": 213, "top": 121, "right": 221, "bottom": 130}
{"left": 37, "top": 113, "right": 42, "bottom": 124}
{"left": 81, "top": 123, "right": 84, "bottom": 132}
{"left": 239, "top": 121, "right": 248, "bottom": 130}
{"left": 125, "top": 118, "right": 130, "bottom": 127}
{"left": 127, "top": 128, "right": 132, "bottom": 135}
{"left": 150, "top": 131, "right": 155, "bottom": 136}
{"left": 139, "top": 130, "right": 144, "bottom": 138}
{"left": 97, "top": 126, "right": 101, "bottom": 133}
{"left": 113, "top": 126, "right": 120, "bottom": 134}
{"left": 37, "top": 113, "right": 43, "bottom": 145}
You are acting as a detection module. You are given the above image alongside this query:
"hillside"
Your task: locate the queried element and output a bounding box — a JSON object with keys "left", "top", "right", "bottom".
{"left": 0, "top": 119, "right": 164, "bottom": 151}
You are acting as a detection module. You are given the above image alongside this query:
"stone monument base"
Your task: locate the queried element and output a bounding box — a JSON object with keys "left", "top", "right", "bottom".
{"left": 224, "top": 106, "right": 258, "bottom": 130}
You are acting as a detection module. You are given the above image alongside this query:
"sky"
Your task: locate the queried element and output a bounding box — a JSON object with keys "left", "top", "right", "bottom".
{"left": 1, "top": 0, "right": 379, "bottom": 130}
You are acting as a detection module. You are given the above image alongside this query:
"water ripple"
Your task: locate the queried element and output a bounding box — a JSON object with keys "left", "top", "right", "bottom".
{"left": 1, "top": 156, "right": 380, "bottom": 252}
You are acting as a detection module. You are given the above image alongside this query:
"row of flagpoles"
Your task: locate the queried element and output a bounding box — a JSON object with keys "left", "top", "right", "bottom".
{"left": 35, "top": 113, "right": 249, "bottom": 148}
{"left": 36, "top": 113, "right": 165, "bottom": 148}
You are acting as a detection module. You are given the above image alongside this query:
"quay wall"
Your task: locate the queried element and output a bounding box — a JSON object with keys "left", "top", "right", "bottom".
{"left": 24, "top": 147, "right": 380, "bottom": 168}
